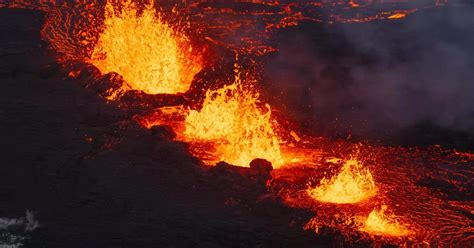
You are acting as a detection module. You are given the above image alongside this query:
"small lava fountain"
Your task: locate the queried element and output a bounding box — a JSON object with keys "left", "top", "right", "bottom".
{"left": 307, "top": 157, "right": 377, "bottom": 204}
{"left": 184, "top": 67, "right": 283, "bottom": 167}
{"left": 1, "top": 0, "right": 473, "bottom": 246}
{"left": 360, "top": 205, "right": 411, "bottom": 237}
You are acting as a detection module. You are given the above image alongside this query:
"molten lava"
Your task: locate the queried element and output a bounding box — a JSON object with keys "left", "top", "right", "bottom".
{"left": 90, "top": 0, "right": 202, "bottom": 95}
{"left": 184, "top": 68, "right": 283, "bottom": 167}
{"left": 2, "top": 1, "right": 473, "bottom": 246}
{"left": 360, "top": 205, "right": 411, "bottom": 237}
{"left": 307, "top": 157, "right": 376, "bottom": 204}
{"left": 388, "top": 12, "right": 408, "bottom": 19}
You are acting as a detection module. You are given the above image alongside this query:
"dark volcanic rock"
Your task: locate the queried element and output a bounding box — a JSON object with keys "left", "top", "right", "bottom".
{"left": 95, "top": 72, "right": 125, "bottom": 96}
{"left": 149, "top": 125, "right": 176, "bottom": 140}
{"left": 249, "top": 158, "right": 273, "bottom": 173}
{"left": 249, "top": 158, "right": 273, "bottom": 186}
{"left": 120, "top": 91, "right": 187, "bottom": 109}
{"left": 416, "top": 177, "right": 473, "bottom": 201}
{"left": 0, "top": 8, "right": 324, "bottom": 248}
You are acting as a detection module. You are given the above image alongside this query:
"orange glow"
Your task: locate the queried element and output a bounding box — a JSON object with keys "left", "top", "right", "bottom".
{"left": 360, "top": 205, "right": 411, "bottom": 237}
{"left": 134, "top": 106, "right": 187, "bottom": 130}
{"left": 388, "top": 12, "right": 408, "bottom": 19}
{"left": 349, "top": 0, "right": 360, "bottom": 8}
{"left": 5, "top": 1, "right": 471, "bottom": 245}
{"left": 184, "top": 68, "right": 283, "bottom": 167}
{"left": 90, "top": 0, "right": 202, "bottom": 95}
{"left": 307, "top": 157, "right": 376, "bottom": 204}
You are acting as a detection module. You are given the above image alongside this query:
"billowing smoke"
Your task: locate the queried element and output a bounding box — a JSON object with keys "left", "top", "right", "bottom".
{"left": 263, "top": 4, "right": 474, "bottom": 145}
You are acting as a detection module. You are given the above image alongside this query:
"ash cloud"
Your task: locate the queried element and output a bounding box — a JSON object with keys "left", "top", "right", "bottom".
{"left": 263, "top": 4, "right": 474, "bottom": 145}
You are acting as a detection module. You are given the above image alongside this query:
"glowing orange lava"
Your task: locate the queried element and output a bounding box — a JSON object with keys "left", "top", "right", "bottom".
{"left": 349, "top": 0, "right": 360, "bottom": 8}
{"left": 388, "top": 12, "right": 408, "bottom": 19}
{"left": 360, "top": 205, "right": 411, "bottom": 237}
{"left": 307, "top": 157, "right": 376, "bottom": 204}
{"left": 184, "top": 67, "right": 283, "bottom": 167}
{"left": 90, "top": 0, "right": 202, "bottom": 95}
{"left": 3, "top": 1, "right": 472, "bottom": 246}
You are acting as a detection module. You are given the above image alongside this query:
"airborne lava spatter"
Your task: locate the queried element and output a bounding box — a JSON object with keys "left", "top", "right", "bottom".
{"left": 2, "top": 0, "right": 473, "bottom": 246}
{"left": 272, "top": 145, "right": 474, "bottom": 245}
{"left": 307, "top": 157, "right": 377, "bottom": 204}
{"left": 184, "top": 67, "right": 283, "bottom": 167}
{"left": 90, "top": 0, "right": 202, "bottom": 95}
{"left": 360, "top": 205, "right": 411, "bottom": 237}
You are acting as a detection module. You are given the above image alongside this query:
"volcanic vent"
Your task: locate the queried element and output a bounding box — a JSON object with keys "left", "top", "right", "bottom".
{"left": 1, "top": 0, "right": 473, "bottom": 247}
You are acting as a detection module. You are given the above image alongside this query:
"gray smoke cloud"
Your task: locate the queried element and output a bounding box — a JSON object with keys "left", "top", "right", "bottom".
{"left": 263, "top": 4, "right": 474, "bottom": 142}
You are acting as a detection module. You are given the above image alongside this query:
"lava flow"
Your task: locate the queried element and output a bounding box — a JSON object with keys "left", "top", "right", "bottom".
{"left": 2, "top": 0, "right": 473, "bottom": 247}
{"left": 273, "top": 144, "right": 473, "bottom": 245}
{"left": 90, "top": 0, "right": 202, "bottom": 95}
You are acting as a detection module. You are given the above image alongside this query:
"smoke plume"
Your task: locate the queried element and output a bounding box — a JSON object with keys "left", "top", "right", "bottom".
{"left": 264, "top": 4, "right": 474, "bottom": 145}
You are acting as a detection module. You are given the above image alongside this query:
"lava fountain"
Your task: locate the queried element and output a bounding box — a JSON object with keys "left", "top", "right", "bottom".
{"left": 90, "top": 0, "right": 202, "bottom": 95}
{"left": 307, "top": 156, "right": 376, "bottom": 204}
{"left": 184, "top": 67, "right": 283, "bottom": 167}
{"left": 360, "top": 205, "right": 411, "bottom": 237}
{"left": 2, "top": 1, "right": 472, "bottom": 246}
